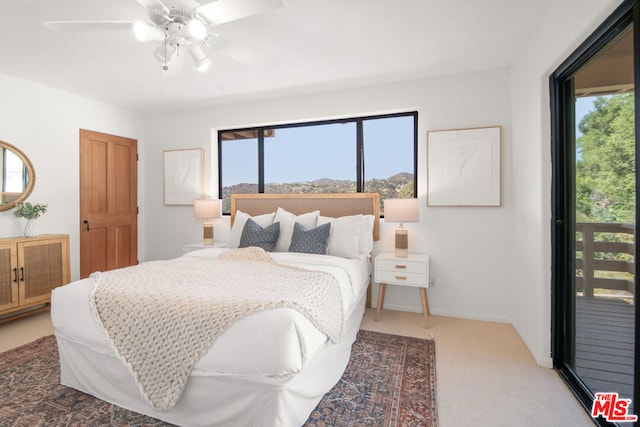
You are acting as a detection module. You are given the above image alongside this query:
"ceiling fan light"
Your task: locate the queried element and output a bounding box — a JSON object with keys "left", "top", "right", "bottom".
{"left": 188, "top": 19, "right": 207, "bottom": 40}
{"left": 190, "top": 46, "right": 212, "bottom": 72}
{"left": 134, "top": 21, "right": 164, "bottom": 42}
{"left": 155, "top": 43, "right": 176, "bottom": 62}
{"left": 197, "top": 57, "right": 212, "bottom": 72}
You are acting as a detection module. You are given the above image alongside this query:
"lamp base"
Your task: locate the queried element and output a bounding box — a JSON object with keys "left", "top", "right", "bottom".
{"left": 203, "top": 222, "right": 214, "bottom": 246}
{"left": 395, "top": 226, "right": 408, "bottom": 258}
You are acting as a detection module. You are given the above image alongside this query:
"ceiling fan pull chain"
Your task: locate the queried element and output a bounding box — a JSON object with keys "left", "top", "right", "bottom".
{"left": 162, "top": 29, "right": 169, "bottom": 71}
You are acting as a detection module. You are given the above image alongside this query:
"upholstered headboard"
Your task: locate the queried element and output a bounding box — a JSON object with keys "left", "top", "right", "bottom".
{"left": 230, "top": 193, "right": 380, "bottom": 241}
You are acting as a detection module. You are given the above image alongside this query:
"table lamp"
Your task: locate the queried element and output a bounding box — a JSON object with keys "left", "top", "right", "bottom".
{"left": 193, "top": 199, "right": 221, "bottom": 245}
{"left": 384, "top": 198, "right": 419, "bottom": 257}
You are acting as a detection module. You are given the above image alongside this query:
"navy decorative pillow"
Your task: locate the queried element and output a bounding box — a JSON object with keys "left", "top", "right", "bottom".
{"left": 288, "top": 221, "right": 331, "bottom": 255}
{"left": 239, "top": 218, "right": 280, "bottom": 252}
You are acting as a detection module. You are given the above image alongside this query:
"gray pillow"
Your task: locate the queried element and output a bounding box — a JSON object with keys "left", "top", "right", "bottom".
{"left": 288, "top": 221, "right": 331, "bottom": 255}
{"left": 239, "top": 218, "right": 280, "bottom": 252}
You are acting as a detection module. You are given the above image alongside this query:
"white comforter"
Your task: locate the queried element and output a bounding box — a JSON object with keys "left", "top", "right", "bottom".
{"left": 51, "top": 248, "right": 370, "bottom": 378}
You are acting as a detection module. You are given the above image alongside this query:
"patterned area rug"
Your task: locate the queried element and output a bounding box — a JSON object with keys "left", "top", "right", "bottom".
{"left": 0, "top": 330, "right": 437, "bottom": 426}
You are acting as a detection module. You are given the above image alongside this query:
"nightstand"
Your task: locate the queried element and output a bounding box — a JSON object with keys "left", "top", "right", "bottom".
{"left": 183, "top": 241, "right": 226, "bottom": 254}
{"left": 374, "top": 252, "right": 430, "bottom": 328}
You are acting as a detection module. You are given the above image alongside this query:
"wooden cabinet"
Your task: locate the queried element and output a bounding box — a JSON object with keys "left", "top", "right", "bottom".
{"left": 0, "top": 234, "right": 70, "bottom": 322}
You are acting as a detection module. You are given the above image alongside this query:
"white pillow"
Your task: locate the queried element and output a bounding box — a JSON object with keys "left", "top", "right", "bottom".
{"left": 317, "top": 214, "right": 363, "bottom": 259}
{"left": 227, "top": 210, "right": 276, "bottom": 248}
{"left": 273, "top": 208, "right": 320, "bottom": 252}
{"left": 359, "top": 214, "right": 375, "bottom": 254}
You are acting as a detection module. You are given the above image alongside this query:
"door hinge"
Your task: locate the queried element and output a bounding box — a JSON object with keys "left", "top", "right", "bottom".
{"left": 137, "top": 206, "right": 139, "bottom": 214}
{"left": 136, "top": 153, "right": 139, "bottom": 161}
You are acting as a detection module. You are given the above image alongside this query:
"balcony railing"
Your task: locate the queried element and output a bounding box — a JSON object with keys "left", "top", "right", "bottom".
{"left": 575, "top": 222, "right": 635, "bottom": 300}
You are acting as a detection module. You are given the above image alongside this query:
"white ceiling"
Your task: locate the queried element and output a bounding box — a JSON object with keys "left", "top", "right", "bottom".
{"left": 0, "top": 0, "right": 551, "bottom": 113}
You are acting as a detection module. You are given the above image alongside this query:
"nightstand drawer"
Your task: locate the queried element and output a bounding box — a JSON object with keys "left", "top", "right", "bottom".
{"left": 376, "top": 258, "right": 427, "bottom": 274}
{"left": 375, "top": 270, "right": 427, "bottom": 286}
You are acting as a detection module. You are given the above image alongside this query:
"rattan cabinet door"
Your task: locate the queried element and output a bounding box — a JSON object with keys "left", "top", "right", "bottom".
{"left": 18, "top": 237, "right": 69, "bottom": 306}
{"left": 0, "top": 242, "right": 19, "bottom": 312}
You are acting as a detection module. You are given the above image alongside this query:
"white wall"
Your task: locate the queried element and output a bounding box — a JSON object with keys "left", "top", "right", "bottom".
{"left": 143, "top": 67, "right": 516, "bottom": 324}
{"left": 0, "top": 73, "right": 143, "bottom": 281}
{"left": 509, "top": 0, "right": 623, "bottom": 367}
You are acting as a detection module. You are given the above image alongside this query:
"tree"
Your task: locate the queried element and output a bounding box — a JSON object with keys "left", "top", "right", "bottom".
{"left": 576, "top": 94, "right": 635, "bottom": 224}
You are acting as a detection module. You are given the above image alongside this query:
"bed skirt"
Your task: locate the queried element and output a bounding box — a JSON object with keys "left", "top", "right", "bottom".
{"left": 56, "top": 292, "right": 365, "bottom": 427}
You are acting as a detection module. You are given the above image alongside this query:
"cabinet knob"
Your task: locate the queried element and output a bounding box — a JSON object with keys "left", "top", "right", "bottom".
{"left": 395, "top": 275, "right": 407, "bottom": 280}
{"left": 20, "top": 267, "right": 24, "bottom": 282}
{"left": 12, "top": 267, "right": 17, "bottom": 282}
{"left": 395, "top": 264, "right": 407, "bottom": 269}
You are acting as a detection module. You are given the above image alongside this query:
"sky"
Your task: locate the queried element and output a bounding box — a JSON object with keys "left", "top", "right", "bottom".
{"left": 575, "top": 95, "right": 598, "bottom": 139}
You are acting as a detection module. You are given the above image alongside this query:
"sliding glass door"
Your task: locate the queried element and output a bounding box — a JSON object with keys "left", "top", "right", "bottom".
{"left": 552, "top": 2, "right": 639, "bottom": 425}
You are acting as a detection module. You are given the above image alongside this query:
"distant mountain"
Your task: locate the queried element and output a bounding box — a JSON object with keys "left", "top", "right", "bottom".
{"left": 311, "top": 178, "right": 336, "bottom": 185}
{"left": 221, "top": 173, "right": 414, "bottom": 211}
{"left": 388, "top": 172, "right": 414, "bottom": 181}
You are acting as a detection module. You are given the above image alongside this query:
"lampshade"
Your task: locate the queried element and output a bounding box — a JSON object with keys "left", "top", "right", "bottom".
{"left": 193, "top": 199, "right": 221, "bottom": 219}
{"left": 154, "top": 43, "right": 176, "bottom": 63}
{"left": 384, "top": 198, "right": 419, "bottom": 258}
{"left": 133, "top": 21, "right": 165, "bottom": 42}
{"left": 384, "top": 198, "right": 419, "bottom": 224}
{"left": 188, "top": 19, "right": 207, "bottom": 40}
{"left": 190, "top": 46, "right": 212, "bottom": 72}
{"left": 194, "top": 199, "right": 221, "bottom": 246}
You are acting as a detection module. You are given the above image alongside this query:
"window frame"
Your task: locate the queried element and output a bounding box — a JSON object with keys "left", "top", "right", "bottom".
{"left": 217, "top": 111, "right": 418, "bottom": 214}
{"left": 550, "top": 0, "right": 639, "bottom": 422}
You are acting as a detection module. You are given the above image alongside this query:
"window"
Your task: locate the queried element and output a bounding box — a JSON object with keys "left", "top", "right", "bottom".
{"left": 218, "top": 112, "right": 417, "bottom": 214}
{"left": 363, "top": 115, "right": 415, "bottom": 199}
{"left": 551, "top": 2, "right": 639, "bottom": 419}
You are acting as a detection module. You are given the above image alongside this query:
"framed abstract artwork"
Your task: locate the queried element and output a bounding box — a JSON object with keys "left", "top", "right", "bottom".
{"left": 163, "top": 148, "right": 204, "bottom": 205}
{"left": 427, "top": 126, "right": 501, "bottom": 206}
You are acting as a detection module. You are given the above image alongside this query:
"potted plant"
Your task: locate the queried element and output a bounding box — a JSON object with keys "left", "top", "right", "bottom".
{"left": 13, "top": 202, "right": 48, "bottom": 237}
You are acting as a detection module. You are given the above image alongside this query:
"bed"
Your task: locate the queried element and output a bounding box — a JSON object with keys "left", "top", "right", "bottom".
{"left": 51, "top": 192, "right": 380, "bottom": 427}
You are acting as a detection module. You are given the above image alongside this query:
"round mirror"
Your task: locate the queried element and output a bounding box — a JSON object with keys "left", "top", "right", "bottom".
{"left": 0, "top": 140, "right": 35, "bottom": 212}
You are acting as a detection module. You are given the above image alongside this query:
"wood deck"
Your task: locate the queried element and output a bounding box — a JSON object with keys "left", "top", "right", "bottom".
{"left": 575, "top": 296, "right": 635, "bottom": 402}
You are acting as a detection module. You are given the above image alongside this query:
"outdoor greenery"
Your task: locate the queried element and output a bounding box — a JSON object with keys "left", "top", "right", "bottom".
{"left": 576, "top": 93, "right": 635, "bottom": 224}
{"left": 575, "top": 94, "right": 635, "bottom": 300}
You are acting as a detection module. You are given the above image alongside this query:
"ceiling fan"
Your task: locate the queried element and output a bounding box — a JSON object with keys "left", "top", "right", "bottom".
{"left": 44, "top": 0, "right": 285, "bottom": 74}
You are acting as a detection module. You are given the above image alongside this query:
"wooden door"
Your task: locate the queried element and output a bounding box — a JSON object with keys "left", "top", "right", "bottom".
{"left": 80, "top": 130, "right": 137, "bottom": 278}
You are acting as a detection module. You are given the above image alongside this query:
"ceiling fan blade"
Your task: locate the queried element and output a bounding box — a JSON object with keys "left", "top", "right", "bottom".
{"left": 135, "top": 0, "right": 171, "bottom": 15}
{"left": 44, "top": 21, "right": 135, "bottom": 32}
{"left": 195, "top": 0, "right": 284, "bottom": 26}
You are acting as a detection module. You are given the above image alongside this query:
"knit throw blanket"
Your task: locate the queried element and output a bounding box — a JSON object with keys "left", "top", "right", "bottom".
{"left": 89, "top": 247, "right": 343, "bottom": 412}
